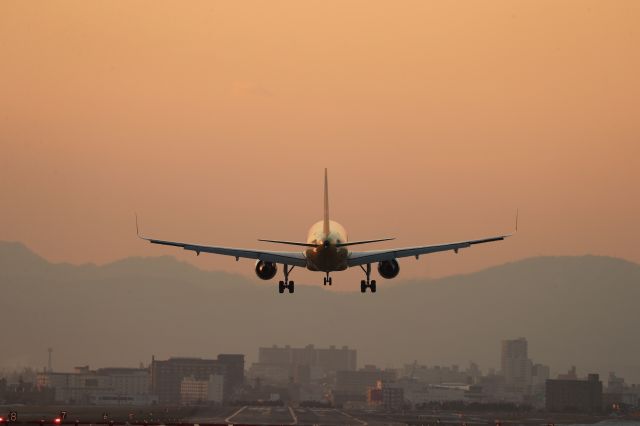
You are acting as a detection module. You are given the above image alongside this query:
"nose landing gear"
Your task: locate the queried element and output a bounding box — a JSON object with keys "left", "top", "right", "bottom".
{"left": 359, "top": 263, "right": 377, "bottom": 293}
{"left": 324, "top": 273, "right": 333, "bottom": 286}
{"left": 278, "top": 265, "right": 295, "bottom": 294}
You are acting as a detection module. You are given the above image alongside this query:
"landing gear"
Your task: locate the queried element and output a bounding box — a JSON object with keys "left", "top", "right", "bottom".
{"left": 279, "top": 265, "right": 295, "bottom": 294}
{"left": 324, "top": 273, "right": 333, "bottom": 286}
{"left": 359, "top": 264, "right": 377, "bottom": 293}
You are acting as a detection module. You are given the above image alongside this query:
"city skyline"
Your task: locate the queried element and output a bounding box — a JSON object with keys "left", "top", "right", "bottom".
{"left": 3, "top": 339, "right": 638, "bottom": 415}
{"left": 1, "top": 339, "right": 629, "bottom": 389}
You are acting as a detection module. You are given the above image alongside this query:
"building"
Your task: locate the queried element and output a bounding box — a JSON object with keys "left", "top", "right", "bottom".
{"left": 216, "top": 354, "right": 245, "bottom": 399}
{"left": 603, "top": 373, "right": 640, "bottom": 409}
{"left": 607, "top": 372, "right": 626, "bottom": 393}
{"left": 98, "top": 368, "right": 151, "bottom": 397}
{"left": 180, "top": 374, "right": 224, "bottom": 405}
{"left": 207, "top": 374, "right": 225, "bottom": 403}
{"left": 395, "top": 378, "right": 431, "bottom": 406}
{"left": 501, "top": 338, "right": 533, "bottom": 390}
{"left": 151, "top": 357, "right": 221, "bottom": 404}
{"left": 531, "top": 364, "right": 550, "bottom": 389}
{"left": 151, "top": 354, "right": 244, "bottom": 404}
{"left": 545, "top": 374, "right": 602, "bottom": 413}
{"left": 180, "top": 376, "right": 209, "bottom": 405}
{"left": 295, "top": 383, "right": 326, "bottom": 403}
{"left": 37, "top": 366, "right": 155, "bottom": 405}
{"left": 472, "top": 374, "right": 525, "bottom": 404}
{"left": 366, "top": 380, "right": 404, "bottom": 411}
{"left": 367, "top": 387, "right": 383, "bottom": 406}
{"left": 258, "top": 345, "right": 356, "bottom": 374}
{"left": 335, "top": 367, "right": 397, "bottom": 394}
{"left": 382, "top": 386, "right": 405, "bottom": 411}
{"left": 333, "top": 366, "right": 397, "bottom": 406}
{"left": 557, "top": 366, "right": 578, "bottom": 380}
{"left": 248, "top": 363, "right": 291, "bottom": 385}
{"left": 402, "top": 364, "right": 471, "bottom": 385}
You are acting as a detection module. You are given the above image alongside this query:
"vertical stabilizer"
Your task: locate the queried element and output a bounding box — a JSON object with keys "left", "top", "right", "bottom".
{"left": 323, "top": 168, "right": 330, "bottom": 236}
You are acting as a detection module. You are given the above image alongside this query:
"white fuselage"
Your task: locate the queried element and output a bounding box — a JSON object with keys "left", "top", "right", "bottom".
{"left": 304, "top": 220, "right": 349, "bottom": 272}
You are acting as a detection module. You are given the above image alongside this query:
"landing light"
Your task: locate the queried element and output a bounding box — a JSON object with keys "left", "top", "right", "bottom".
{"left": 54, "top": 419, "right": 61, "bottom": 424}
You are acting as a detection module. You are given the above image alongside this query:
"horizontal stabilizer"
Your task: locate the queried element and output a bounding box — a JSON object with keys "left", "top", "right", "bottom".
{"left": 258, "top": 239, "right": 317, "bottom": 247}
{"left": 335, "top": 238, "right": 395, "bottom": 247}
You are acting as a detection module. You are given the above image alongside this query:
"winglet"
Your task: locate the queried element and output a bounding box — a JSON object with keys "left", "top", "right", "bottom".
{"left": 515, "top": 209, "right": 519, "bottom": 232}
{"left": 135, "top": 212, "right": 145, "bottom": 240}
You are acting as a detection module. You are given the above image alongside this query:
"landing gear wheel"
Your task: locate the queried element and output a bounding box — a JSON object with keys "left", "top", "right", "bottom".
{"left": 328, "top": 277, "right": 332, "bottom": 285}
{"left": 359, "top": 264, "right": 377, "bottom": 294}
{"left": 278, "top": 265, "right": 296, "bottom": 294}
{"left": 323, "top": 277, "right": 327, "bottom": 286}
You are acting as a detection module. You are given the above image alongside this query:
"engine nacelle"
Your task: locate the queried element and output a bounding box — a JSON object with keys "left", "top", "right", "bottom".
{"left": 378, "top": 259, "right": 400, "bottom": 279}
{"left": 255, "top": 260, "right": 278, "bottom": 280}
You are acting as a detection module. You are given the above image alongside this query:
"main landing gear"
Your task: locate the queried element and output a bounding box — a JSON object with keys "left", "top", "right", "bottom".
{"left": 324, "top": 273, "right": 333, "bottom": 286}
{"left": 359, "top": 263, "right": 377, "bottom": 293}
{"left": 278, "top": 265, "right": 295, "bottom": 294}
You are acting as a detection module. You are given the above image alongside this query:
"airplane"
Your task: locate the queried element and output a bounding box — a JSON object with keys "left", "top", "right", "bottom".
{"left": 137, "top": 169, "right": 514, "bottom": 294}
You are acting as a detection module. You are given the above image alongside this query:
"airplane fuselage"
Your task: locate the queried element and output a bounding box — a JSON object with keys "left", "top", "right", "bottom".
{"left": 304, "top": 220, "right": 349, "bottom": 272}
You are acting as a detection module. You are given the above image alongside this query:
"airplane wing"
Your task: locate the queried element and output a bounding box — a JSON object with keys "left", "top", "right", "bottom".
{"left": 347, "top": 235, "right": 511, "bottom": 267}
{"left": 136, "top": 218, "right": 307, "bottom": 267}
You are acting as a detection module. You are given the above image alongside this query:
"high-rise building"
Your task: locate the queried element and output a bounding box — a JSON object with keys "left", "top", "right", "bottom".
{"left": 217, "top": 354, "right": 245, "bottom": 399}
{"left": 501, "top": 338, "right": 532, "bottom": 390}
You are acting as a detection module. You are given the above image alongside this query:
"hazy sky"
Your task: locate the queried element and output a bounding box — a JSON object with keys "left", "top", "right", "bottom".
{"left": 1, "top": 1, "right": 639, "bottom": 287}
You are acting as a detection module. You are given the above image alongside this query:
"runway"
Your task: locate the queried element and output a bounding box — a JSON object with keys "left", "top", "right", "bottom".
{"left": 219, "top": 406, "right": 397, "bottom": 426}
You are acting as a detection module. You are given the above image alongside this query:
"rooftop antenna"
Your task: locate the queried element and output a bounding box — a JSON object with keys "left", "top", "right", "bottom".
{"left": 47, "top": 348, "right": 53, "bottom": 372}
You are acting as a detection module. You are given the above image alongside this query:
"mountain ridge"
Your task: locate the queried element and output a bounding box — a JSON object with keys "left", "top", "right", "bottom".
{"left": 1, "top": 240, "right": 638, "bottom": 383}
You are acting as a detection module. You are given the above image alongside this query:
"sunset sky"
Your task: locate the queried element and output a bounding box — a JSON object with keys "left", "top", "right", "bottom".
{"left": 1, "top": 1, "right": 638, "bottom": 288}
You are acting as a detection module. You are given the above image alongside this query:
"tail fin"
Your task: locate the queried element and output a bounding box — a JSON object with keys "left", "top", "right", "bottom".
{"left": 323, "top": 168, "right": 330, "bottom": 237}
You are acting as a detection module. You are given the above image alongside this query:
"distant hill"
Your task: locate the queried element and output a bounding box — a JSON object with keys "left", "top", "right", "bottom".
{"left": 1, "top": 241, "right": 639, "bottom": 383}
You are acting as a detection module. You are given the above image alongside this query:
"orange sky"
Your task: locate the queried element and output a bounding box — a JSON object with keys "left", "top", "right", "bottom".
{"left": 1, "top": 1, "right": 639, "bottom": 288}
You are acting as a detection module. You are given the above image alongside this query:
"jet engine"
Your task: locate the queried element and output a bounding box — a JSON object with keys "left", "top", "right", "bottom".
{"left": 255, "top": 260, "right": 278, "bottom": 280}
{"left": 377, "top": 259, "right": 400, "bottom": 279}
